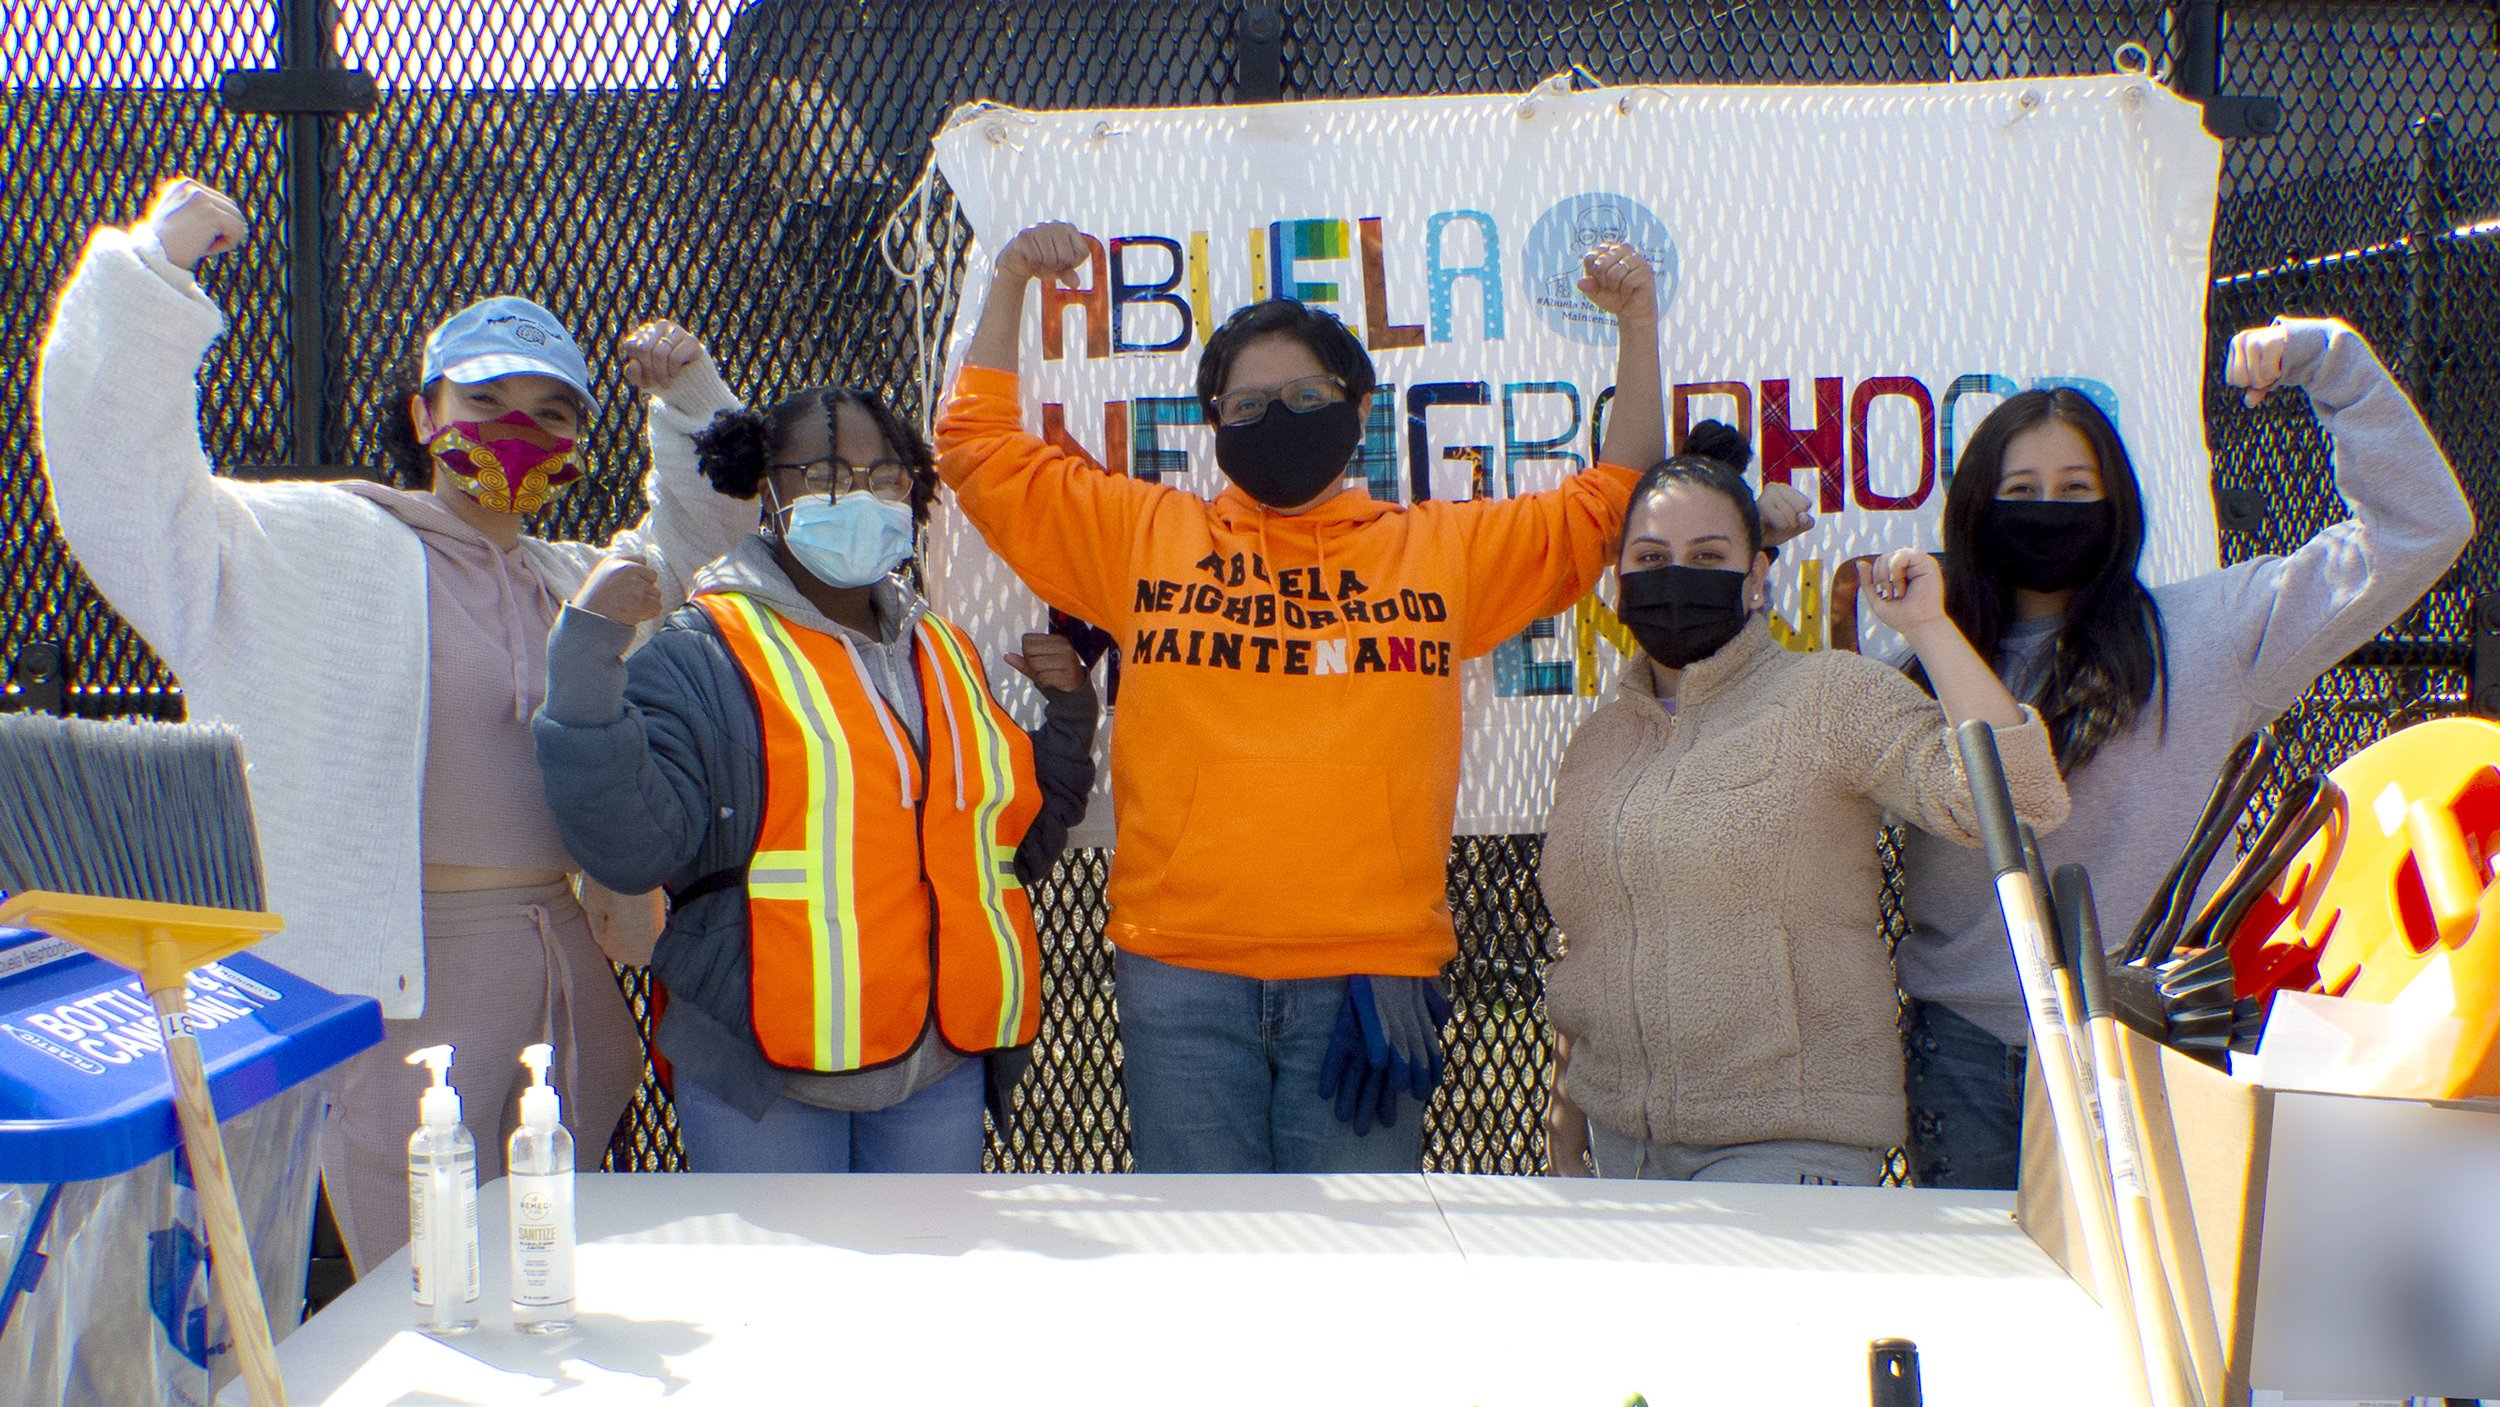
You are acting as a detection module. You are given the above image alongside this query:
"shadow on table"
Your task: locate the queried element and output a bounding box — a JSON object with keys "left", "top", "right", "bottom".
{"left": 374, "top": 1313, "right": 708, "bottom": 1403}
{"left": 1424, "top": 1176, "right": 2057, "bottom": 1279}
{"left": 585, "top": 1172, "right": 1464, "bottom": 1263}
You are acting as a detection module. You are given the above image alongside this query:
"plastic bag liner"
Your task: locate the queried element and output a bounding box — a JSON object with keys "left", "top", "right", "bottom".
{"left": 0, "top": 924, "right": 382, "bottom": 1405}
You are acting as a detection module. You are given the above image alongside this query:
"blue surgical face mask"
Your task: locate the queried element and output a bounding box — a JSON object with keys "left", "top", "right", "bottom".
{"left": 775, "top": 489, "right": 914, "bottom": 589}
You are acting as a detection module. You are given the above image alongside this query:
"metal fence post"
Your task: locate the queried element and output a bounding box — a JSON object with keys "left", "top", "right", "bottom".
{"left": 2406, "top": 114, "right": 2451, "bottom": 420}
{"left": 1, "top": 642, "right": 65, "bottom": 717}
{"left": 1236, "top": 4, "right": 1283, "bottom": 102}
{"left": 282, "top": 0, "right": 333, "bottom": 472}
{"left": 2170, "top": 0, "right": 2280, "bottom": 138}
{"left": 217, "top": 1, "right": 374, "bottom": 475}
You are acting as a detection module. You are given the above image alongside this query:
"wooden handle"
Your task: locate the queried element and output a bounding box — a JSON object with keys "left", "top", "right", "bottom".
{"left": 155, "top": 994, "right": 289, "bottom": 1407}
{"left": 2088, "top": 1016, "right": 2205, "bottom": 1407}
{"left": 1992, "top": 871, "right": 2153, "bottom": 1407}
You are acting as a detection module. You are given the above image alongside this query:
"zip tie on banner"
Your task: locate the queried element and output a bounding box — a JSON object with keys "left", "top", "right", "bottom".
{"left": 1514, "top": 69, "right": 1577, "bottom": 120}
{"left": 933, "top": 98, "right": 1023, "bottom": 142}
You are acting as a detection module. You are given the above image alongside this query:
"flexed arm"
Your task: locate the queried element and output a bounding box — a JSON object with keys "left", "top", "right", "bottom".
{"left": 36, "top": 179, "right": 268, "bottom": 675}
{"left": 2219, "top": 319, "right": 2474, "bottom": 718}
{"left": 936, "top": 222, "right": 1172, "bottom": 627}
{"left": 603, "top": 320, "right": 753, "bottom": 608}
{"left": 1448, "top": 242, "right": 1660, "bottom": 655}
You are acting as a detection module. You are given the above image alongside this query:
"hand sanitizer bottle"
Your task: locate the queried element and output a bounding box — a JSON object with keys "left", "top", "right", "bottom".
{"left": 405, "top": 1044, "right": 479, "bottom": 1335}
{"left": 507, "top": 1042, "right": 577, "bottom": 1333}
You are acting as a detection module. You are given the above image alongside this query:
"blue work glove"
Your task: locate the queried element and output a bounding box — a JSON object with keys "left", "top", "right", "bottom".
{"left": 1316, "top": 975, "right": 1454, "bottom": 1136}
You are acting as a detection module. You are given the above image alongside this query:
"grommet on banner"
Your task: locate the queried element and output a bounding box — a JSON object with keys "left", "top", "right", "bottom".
{"left": 1515, "top": 70, "right": 1574, "bottom": 120}
{"left": 1091, "top": 121, "right": 1129, "bottom": 141}
{"left": 2004, "top": 87, "right": 2041, "bottom": 130}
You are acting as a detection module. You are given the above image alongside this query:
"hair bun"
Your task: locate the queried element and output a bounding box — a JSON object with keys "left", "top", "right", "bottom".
{"left": 1683, "top": 419, "right": 1754, "bottom": 474}
{"left": 693, "top": 405, "right": 773, "bottom": 500}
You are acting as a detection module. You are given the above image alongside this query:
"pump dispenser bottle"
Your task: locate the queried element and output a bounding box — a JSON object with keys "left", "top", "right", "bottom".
{"left": 405, "top": 1043, "right": 480, "bottom": 1334}
{"left": 507, "top": 1042, "right": 577, "bottom": 1332}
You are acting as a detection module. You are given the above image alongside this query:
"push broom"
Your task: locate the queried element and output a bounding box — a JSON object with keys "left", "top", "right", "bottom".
{"left": 0, "top": 714, "right": 289, "bottom": 1407}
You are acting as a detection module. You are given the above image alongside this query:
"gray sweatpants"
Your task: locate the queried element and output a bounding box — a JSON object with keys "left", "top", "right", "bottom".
{"left": 320, "top": 881, "right": 642, "bottom": 1273}
{"left": 1589, "top": 1122, "right": 1888, "bottom": 1187}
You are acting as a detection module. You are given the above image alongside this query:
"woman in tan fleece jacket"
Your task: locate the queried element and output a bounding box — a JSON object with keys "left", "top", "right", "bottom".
{"left": 1538, "top": 425, "right": 2069, "bottom": 1185}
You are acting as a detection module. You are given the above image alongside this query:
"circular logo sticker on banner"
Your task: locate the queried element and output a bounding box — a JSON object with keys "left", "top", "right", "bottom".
{"left": 1523, "top": 193, "right": 1679, "bottom": 345}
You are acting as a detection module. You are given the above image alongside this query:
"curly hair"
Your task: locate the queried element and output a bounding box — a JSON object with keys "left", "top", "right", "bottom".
{"left": 693, "top": 386, "right": 940, "bottom": 526}
{"left": 377, "top": 354, "right": 439, "bottom": 488}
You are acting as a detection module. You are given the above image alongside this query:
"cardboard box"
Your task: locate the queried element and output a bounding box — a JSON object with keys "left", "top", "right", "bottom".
{"left": 2015, "top": 1023, "right": 2500, "bottom": 1405}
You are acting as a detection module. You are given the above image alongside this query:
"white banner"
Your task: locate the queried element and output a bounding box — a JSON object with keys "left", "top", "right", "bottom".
{"left": 929, "top": 75, "right": 2223, "bottom": 841}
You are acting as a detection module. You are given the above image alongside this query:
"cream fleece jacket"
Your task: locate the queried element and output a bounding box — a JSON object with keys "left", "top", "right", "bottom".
{"left": 1539, "top": 619, "right": 2069, "bottom": 1153}
{"left": 35, "top": 225, "right": 753, "bottom": 1016}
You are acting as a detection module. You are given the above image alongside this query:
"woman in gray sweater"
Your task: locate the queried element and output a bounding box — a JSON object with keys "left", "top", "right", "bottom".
{"left": 1897, "top": 318, "right": 2473, "bottom": 1189}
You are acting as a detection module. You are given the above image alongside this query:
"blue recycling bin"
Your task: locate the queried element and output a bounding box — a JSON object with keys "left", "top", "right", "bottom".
{"left": 0, "top": 924, "right": 381, "bottom": 1406}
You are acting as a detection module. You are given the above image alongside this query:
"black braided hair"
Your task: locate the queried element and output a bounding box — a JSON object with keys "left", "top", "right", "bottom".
{"left": 694, "top": 385, "right": 940, "bottom": 527}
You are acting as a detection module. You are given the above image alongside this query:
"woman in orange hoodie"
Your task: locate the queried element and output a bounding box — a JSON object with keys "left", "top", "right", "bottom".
{"left": 937, "top": 221, "right": 1669, "bottom": 1172}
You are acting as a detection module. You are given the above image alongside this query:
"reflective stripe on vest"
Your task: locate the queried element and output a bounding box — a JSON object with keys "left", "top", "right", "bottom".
{"left": 698, "top": 593, "right": 1043, "bottom": 1073}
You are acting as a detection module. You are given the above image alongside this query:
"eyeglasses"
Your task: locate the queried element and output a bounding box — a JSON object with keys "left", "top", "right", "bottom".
{"left": 769, "top": 458, "right": 914, "bottom": 500}
{"left": 1212, "top": 374, "right": 1349, "bottom": 428}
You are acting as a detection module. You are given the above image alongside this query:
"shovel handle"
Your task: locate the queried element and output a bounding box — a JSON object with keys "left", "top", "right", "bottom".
{"left": 153, "top": 991, "right": 288, "bottom": 1407}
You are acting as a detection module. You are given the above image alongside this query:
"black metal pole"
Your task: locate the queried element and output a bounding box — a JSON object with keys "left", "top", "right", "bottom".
{"left": 1236, "top": 4, "right": 1283, "bottom": 102}
{"left": 2169, "top": 1, "right": 2278, "bottom": 138}
{"left": 2173, "top": 0, "right": 2221, "bottom": 102}
{"left": 2406, "top": 114, "right": 2450, "bottom": 420}
{"left": 279, "top": 0, "right": 331, "bottom": 470}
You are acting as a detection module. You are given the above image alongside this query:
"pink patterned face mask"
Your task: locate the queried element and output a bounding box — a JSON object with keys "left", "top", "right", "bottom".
{"left": 427, "top": 410, "right": 581, "bottom": 515}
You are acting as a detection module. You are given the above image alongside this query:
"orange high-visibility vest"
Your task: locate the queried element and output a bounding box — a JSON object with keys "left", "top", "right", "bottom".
{"left": 697, "top": 592, "right": 1043, "bottom": 1074}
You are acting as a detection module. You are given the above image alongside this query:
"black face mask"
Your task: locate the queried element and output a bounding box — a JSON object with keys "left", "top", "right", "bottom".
{"left": 1976, "top": 499, "right": 2117, "bottom": 592}
{"left": 1617, "top": 564, "right": 1750, "bottom": 669}
{"left": 1213, "top": 399, "right": 1361, "bottom": 509}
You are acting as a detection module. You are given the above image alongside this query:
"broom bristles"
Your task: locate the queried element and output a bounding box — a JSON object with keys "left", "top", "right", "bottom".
{"left": 0, "top": 714, "right": 267, "bottom": 912}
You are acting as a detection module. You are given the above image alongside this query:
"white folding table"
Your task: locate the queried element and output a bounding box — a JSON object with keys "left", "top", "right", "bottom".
{"left": 226, "top": 1172, "right": 2126, "bottom": 1405}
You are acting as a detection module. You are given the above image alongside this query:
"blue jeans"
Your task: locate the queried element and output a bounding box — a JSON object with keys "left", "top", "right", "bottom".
{"left": 671, "top": 1059, "right": 987, "bottom": 1173}
{"left": 1902, "top": 999, "right": 2027, "bottom": 1190}
{"left": 1114, "top": 949, "right": 1429, "bottom": 1174}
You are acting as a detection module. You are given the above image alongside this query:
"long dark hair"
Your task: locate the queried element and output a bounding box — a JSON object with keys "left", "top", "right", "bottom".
{"left": 1926, "top": 388, "right": 2166, "bottom": 770}
{"left": 693, "top": 385, "right": 941, "bottom": 526}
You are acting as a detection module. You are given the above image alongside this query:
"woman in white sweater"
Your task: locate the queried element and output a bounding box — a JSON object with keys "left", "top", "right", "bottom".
{"left": 37, "top": 178, "right": 754, "bottom": 1271}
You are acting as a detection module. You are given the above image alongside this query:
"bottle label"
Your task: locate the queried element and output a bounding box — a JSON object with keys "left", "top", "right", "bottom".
{"left": 458, "top": 1169, "right": 481, "bottom": 1301}
{"left": 408, "top": 1174, "right": 433, "bottom": 1307}
{"left": 508, "top": 1171, "right": 576, "bottom": 1306}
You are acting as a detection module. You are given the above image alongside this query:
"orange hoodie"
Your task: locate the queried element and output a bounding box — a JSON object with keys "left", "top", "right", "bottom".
{"left": 937, "top": 366, "right": 1639, "bottom": 979}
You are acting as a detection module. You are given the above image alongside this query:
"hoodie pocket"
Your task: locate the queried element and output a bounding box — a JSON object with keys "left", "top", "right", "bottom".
{"left": 1156, "top": 761, "right": 1409, "bottom": 938}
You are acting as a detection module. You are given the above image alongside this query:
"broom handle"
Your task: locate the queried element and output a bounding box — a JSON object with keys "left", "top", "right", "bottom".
{"left": 2064, "top": 869, "right": 2206, "bottom": 1407}
{"left": 152, "top": 988, "right": 289, "bottom": 1407}
{"left": 2087, "top": 1012, "right": 2206, "bottom": 1407}
{"left": 1993, "top": 870, "right": 2156, "bottom": 1407}
{"left": 1957, "top": 724, "right": 2153, "bottom": 1407}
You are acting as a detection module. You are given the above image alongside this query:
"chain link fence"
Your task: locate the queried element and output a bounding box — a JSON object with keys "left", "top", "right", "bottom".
{"left": 3, "top": 2, "right": 2494, "bottom": 1179}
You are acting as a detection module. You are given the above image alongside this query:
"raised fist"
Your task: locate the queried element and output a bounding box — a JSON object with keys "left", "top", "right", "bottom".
{"left": 995, "top": 222, "right": 1090, "bottom": 289}
{"left": 138, "top": 178, "right": 247, "bottom": 272}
